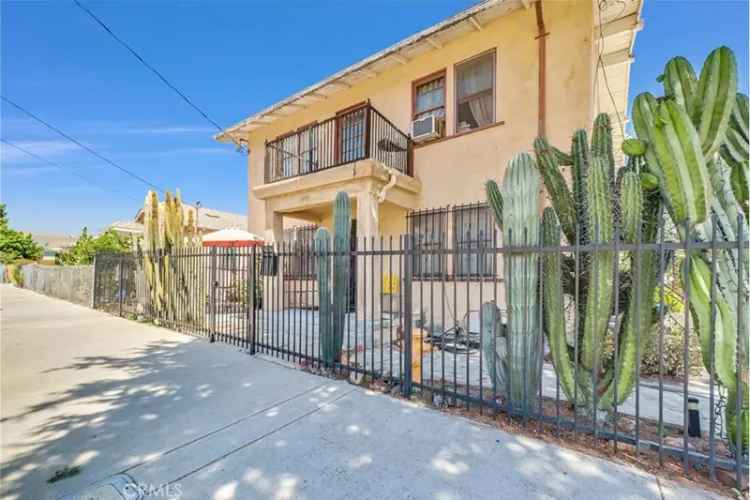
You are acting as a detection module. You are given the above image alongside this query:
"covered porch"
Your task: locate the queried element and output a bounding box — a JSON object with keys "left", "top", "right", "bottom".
{"left": 253, "top": 159, "right": 422, "bottom": 316}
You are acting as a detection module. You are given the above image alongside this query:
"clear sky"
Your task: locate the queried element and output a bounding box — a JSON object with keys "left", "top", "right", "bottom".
{"left": 2, "top": 0, "right": 748, "bottom": 235}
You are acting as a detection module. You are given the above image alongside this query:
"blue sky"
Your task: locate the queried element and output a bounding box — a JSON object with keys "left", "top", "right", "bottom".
{"left": 2, "top": 0, "right": 748, "bottom": 235}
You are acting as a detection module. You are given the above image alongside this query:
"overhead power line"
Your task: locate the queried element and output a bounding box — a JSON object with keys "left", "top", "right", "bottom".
{"left": 1, "top": 95, "right": 168, "bottom": 194}
{"left": 72, "top": 0, "right": 248, "bottom": 154}
{"left": 1, "top": 138, "right": 141, "bottom": 203}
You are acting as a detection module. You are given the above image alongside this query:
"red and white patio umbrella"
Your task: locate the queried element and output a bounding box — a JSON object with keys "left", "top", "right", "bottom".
{"left": 201, "top": 228, "right": 264, "bottom": 248}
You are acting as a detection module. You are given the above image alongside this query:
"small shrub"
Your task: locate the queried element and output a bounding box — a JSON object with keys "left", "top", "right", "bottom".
{"left": 12, "top": 265, "right": 23, "bottom": 287}
{"left": 640, "top": 319, "right": 702, "bottom": 377}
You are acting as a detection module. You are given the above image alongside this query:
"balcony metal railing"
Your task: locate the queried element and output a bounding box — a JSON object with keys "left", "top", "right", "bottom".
{"left": 264, "top": 104, "right": 412, "bottom": 184}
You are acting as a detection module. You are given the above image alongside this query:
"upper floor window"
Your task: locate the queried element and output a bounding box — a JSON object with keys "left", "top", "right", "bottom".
{"left": 455, "top": 50, "right": 495, "bottom": 133}
{"left": 413, "top": 71, "right": 446, "bottom": 121}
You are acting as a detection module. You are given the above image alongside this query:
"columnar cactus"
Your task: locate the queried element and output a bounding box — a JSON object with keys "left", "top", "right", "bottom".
{"left": 720, "top": 93, "right": 749, "bottom": 217}
{"left": 632, "top": 46, "right": 748, "bottom": 452}
{"left": 484, "top": 152, "right": 542, "bottom": 411}
{"left": 141, "top": 190, "right": 201, "bottom": 325}
{"left": 536, "top": 113, "right": 662, "bottom": 411}
{"left": 316, "top": 191, "right": 351, "bottom": 366}
{"left": 314, "top": 228, "right": 333, "bottom": 363}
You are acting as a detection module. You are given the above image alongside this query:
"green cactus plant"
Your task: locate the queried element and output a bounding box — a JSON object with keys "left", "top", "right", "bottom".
{"left": 480, "top": 301, "right": 505, "bottom": 395}
{"left": 314, "top": 228, "right": 333, "bottom": 364}
{"left": 536, "top": 112, "right": 662, "bottom": 412}
{"left": 633, "top": 46, "right": 748, "bottom": 453}
{"left": 141, "top": 190, "right": 201, "bottom": 326}
{"left": 484, "top": 152, "right": 542, "bottom": 412}
{"left": 720, "top": 93, "right": 749, "bottom": 217}
{"left": 315, "top": 191, "right": 351, "bottom": 366}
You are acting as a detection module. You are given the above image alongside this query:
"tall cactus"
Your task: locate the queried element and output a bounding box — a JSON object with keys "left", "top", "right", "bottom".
{"left": 316, "top": 191, "right": 351, "bottom": 366}
{"left": 536, "top": 113, "right": 662, "bottom": 412}
{"left": 484, "top": 152, "right": 542, "bottom": 412}
{"left": 720, "top": 93, "right": 749, "bottom": 217}
{"left": 314, "top": 228, "right": 333, "bottom": 363}
{"left": 633, "top": 46, "right": 748, "bottom": 452}
{"left": 141, "top": 190, "right": 201, "bottom": 325}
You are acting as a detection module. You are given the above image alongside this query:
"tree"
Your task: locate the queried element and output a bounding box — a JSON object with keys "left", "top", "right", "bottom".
{"left": 0, "top": 204, "right": 42, "bottom": 264}
{"left": 56, "top": 227, "right": 131, "bottom": 265}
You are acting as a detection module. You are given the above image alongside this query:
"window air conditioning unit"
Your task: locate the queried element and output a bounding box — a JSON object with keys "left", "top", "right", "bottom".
{"left": 411, "top": 115, "right": 441, "bottom": 142}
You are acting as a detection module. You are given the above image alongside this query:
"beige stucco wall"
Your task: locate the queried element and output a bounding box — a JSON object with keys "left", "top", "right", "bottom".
{"left": 244, "top": 0, "right": 594, "bottom": 237}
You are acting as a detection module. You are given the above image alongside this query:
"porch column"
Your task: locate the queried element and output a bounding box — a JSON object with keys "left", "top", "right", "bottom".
{"left": 265, "top": 209, "right": 284, "bottom": 244}
{"left": 355, "top": 191, "right": 381, "bottom": 320}
{"left": 264, "top": 210, "right": 284, "bottom": 312}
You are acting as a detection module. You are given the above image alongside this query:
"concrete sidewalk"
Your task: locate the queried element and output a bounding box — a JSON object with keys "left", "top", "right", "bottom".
{"left": 1, "top": 286, "right": 723, "bottom": 499}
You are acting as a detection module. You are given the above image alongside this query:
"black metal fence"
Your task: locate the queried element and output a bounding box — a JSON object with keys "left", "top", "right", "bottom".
{"left": 92, "top": 216, "right": 749, "bottom": 487}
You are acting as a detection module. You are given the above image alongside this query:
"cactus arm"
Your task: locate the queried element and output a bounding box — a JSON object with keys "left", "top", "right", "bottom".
{"left": 551, "top": 145, "right": 573, "bottom": 166}
{"left": 620, "top": 171, "right": 643, "bottom": 242}
{"left": 662, "top": 56, "right": 700, "bottom": 121}
{"left": 592, "top": 113, "right": 615, "bottom": 181}
{"left": 730, "top": 164, "right": 749, "bottom": 218}
{"left": 580, "top": 157, "right": 615, "bottom": 371}
{"left": 697, "top": 47, "right": 737, "bottom": 158}
{"left": 499, "top": 152, "right": 542, "bottom": 408}
{"left": 534, "top": 137, "right": 577, "bottom": 244}
{"left": 683, "top": 255, "right": 738, "bottom": 392}
{"left": 633, "top": 93, "right": 710, "bottom": 226}
{"left": 720, "top": 93, "right": 750, "bottom": 217}
{"left": 485, "top": 180, "right": 503, "bottom": 230}
{"left": 599, "top": 187, "right": 659, "bottom": 409}
{"left": 331, "top": 192, "right": 351, "bottom": 363}
{"left": 315, "top": 228, "right": 333, "bottom": 365}
{"left": 541, "top": 208, "right": 580, "bottom": 404}
{"left": 480, "top": 301, "right": 504, "bottom": 394}
{"left": 731, "top": 92, "right": 749, "bottom": 141}
{"left": 727, "top": 384, "right": 750, "bottom": 454}
{"left": 571, "top": 129, "right": 590, "bottom": 240}
{"left": 707, "top": 159, "right": 741, "bottom": 239}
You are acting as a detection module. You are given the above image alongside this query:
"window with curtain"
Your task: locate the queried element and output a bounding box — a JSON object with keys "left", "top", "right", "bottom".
{"left": 455, "top": 51, "right": 495, "bottom": 133}
{"left": 453, "top": 205, "right": 495, "bottom": 277}
{"left": 409, "top": 210, "right": 447, "bottom": 278}
{"left": 414, "top": 74, "right": 446, "bottom": 121}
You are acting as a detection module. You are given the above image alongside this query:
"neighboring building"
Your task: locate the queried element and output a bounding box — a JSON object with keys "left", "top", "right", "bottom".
{"left": 215, "top": 0, "right": 642, "bottom": 314}
{"left": 128, "top": 205, "right": 246, "bottom": 236}
{"left": 30, "top": 233, "right": 77, "bottom": 262}
{"left": 107, "top": 220, "right": 145, "bottom": 240}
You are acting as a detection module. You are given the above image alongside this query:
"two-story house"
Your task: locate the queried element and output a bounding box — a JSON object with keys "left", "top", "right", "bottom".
{"left": 216, "top": 0, "right": 642, "bottom": 317}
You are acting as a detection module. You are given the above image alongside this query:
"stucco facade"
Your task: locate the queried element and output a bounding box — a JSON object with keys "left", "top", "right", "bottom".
{"left": 223, "top": 0, "right": 640, "bottom": 241}
{"left": 216, "top": 0, "right": 642, "bottom": 316}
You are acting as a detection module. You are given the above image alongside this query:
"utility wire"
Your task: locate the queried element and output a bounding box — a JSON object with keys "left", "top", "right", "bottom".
{"left": 72, "top": 0, "right": 248, "bottom": 154}
{"left": 1, "top": 95, "right": 168, "bottom": 194}
{"left": 1, "top": 138, "right": 141, "bottom": 203}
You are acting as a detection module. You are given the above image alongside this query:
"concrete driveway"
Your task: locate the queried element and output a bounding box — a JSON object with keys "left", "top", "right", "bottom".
{"left": 1, "top": 285, "right": 721, "bottom": 499}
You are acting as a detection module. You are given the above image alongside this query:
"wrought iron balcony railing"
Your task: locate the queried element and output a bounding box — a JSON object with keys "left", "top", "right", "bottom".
{"left": 264, "top": 104, "right": 412, "bottom": 184}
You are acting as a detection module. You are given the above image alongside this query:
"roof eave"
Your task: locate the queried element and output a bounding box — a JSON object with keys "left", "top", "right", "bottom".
{"left": 215, "top": 0, "right": 521, "bottom": 141}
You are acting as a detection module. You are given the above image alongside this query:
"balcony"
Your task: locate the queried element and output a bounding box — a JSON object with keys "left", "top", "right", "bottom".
{"left": 264, "top": 104, "right": 412, "bottom": 184}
